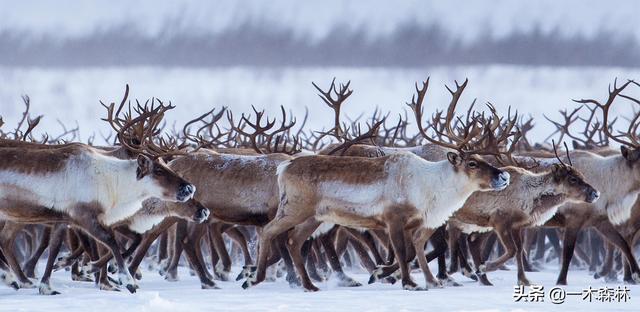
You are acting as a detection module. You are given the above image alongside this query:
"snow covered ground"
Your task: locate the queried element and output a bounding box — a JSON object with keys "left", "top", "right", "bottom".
{"left": 1, "top": 65, "right": 640, "bottom": 146}
{"left": 0, "top": 261, "right": 638, "bottom": 312}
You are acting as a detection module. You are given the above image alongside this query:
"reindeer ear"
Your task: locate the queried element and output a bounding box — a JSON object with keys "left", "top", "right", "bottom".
{"left": 447, "top": 152, "right": 462, "bottom": 166}
{"left": 621, "top": 146, "right": 630, "bottom": 159}
{"left": 551, "top": 163, "right": 561, "bottom": 174}
{"left": 136, "top": 155, "right": 153, "bottom": 180}
{"left": 620, "top": 145, "right": 640, "bottom": 162}
{"left": 572, "top": 140, "right": 580, "bottom": 149}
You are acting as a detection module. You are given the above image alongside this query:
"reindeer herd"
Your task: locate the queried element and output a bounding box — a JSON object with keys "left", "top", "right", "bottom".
{"left": 0, "top": 78, "right": 639, "bottom": 296}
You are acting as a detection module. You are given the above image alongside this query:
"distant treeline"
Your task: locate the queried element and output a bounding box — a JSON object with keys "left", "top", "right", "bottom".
{"left": 1, "top": 22, "right": 638, "bottom": 67}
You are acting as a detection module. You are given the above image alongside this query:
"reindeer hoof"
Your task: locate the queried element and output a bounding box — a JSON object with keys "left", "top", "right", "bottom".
{"left": 337, "top": 276, "right": 362, "bottom": 287}
{"left": 461, "top": 267, "right": 478, "bottom": 281}
{"left": 368, "top": 267, "right": 385, "bottom": 284}
{"left": 304, "top": 285, "right": 320, "bottom": 292}
{"left": 71, "top": 273, "right": 93, "bottom": 282}
{"left": 236, "top": 266, "right": 256, "bottom": 281}
{"left": 402, "top": 282, "right": 426, "bottom": 291}
{"left": 108, "top": 264, "right": 117, "bottom": 274}
{"left": 477, "top": 272, "right": 493, "bottom": 286}
{"left": 518, "top": 279, "right": 531, "bottom": 286}
{"left": 428, "top": 280, "right": 444, "bottom": 288}
{"left": 242, "top": 274, "right": 259, "bottom": 289}
{"left": 287, "top": 274, "right": 301, "bottom": 288}
{"left": 0, "top": 271, "right": 19, "bottom": 290}
{"left": 125, "top": 284, "right": 137, "bottom": 294}
{"left": 108, "top": 276, "right": 122, "bottom": 285}
{"left": 99, "top": 283, "right": 120, "bottom": 291}
{"left": 201, "top": 280, "right": 220, "bottom": 289}
{"left": 439, "top": 276, "right": 461, "bottom": 287}
{"left": 164, "top": 271, "right": 179, "bottom": 282}
{"left": 18, "top": 280, "right": 36, "bottom": 289}
{"left": 38, "top": 283, "right": 61, "bottom": 295}
{"left": 382, "top": 276, "right": 397, "bottom": 284}
{"left": 214, "top": 270, "right": 230, "bottom": 281}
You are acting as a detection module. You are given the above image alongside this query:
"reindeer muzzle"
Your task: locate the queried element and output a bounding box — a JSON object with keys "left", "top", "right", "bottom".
{"left": 177, "top": 183, "right": 196, "bottom": 202}
{"left": 491, "top": 171, "right": 510, "bottom": 190}
{"left": 193, "top": 208, "right": 210, "bottom": 223}
{"left": 586, "top": 189, "right": 600, "bottom": 204}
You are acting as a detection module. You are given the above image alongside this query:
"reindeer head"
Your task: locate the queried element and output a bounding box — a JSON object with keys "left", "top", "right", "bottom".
{"left": 136, "top": 155, "right": 196, "bottom": 202}
{"left": 551, "top": 164, "right": 599, "bottom": 204}
{"left": 551, "top": 140, "right": 599, "bottom": 204}
{"left": 166, "top": 199, "right": 210, "bottom": 223}
{"left": 101, "top": 85, "right": 197, "bottom": 203}
{"left": 447, "top": 152, "right": 510, "bottom": 191}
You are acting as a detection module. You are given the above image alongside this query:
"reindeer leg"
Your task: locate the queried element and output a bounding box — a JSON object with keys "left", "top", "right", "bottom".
{"left": 468, "top": 232, "right": 492, "bottom": 285}
{"left": 481, "top": 232, "right": 497, "bottom": 262}
{"left": 188, "top": 223, "right": 211, "bottom": 280}
{"left": 225, "top": 227, "right": 253, "bottom": 266}
{"left": 242, "top": 212, "right": 310, "bottom": 289}
{"left": 342, "top": 228, "right": 384, "bottom": 271}
{"left": 532, "top": 228, "right": 546, "bottom": 263}
{"left": 512, "top": 228, "right": 531, "bottom": 286}
{"left": 594, "top": 220, "right": 640, "bottom": 283}
{"left": 347, "top": 236, "right": 378, "bottom": 272}
{"left": 387, "top": 217, "right": 418, "bottom": 290}
{"left": 359, "top": 230, "right": 385, "bottom": 265}
{"left": 412, "top": 227, "right": 437, "bottom": 289}
{"left": 0, "top": 222, "right": 34, "bottom": 288}
{"left": 72, "top": 215, "right": 137, "bottom": 293}
{"left": 38, "top": 224, "right": 65, "bottom": 295}
{"left": 164, "top": 221, "right": 184, "bottom": 281}
{"left": 447, "top": 226, "right": 462, "bottom": 274}
{"left": 24, "top": 226, "right": 51, "bottom": 278}
{"left": 209, "top": 223, "right": 231, "bottom": 280}
{"left": 312, "top": 238, "right": 331, "bottom": 278}
{"left": 623, "top": 230, "right": 640, "bottom": 283}
{"left": 479, "top": 223, "right": 516, "bottom": 274}
{"left": 456, "top": 234, "right": 478, "bottom": 281}
{"left": 286, "top": 219, "right": 322, "bottom": 292}
{"left": 320, "top": 228, "right": 361, "bottom": 287}
{"left": 594, "top": 241, "right": 614, "bottom": 280}
{"left": 425, "top": 226, "right": 458, "bottom": 285}
{"left": 127, "top": 218, "right": 177, "bottom": 278}
{"left": 276, "top": 233, "right": 300, "bottom": 287}
{"left": 556, "top": 225, "right": 580, "bottom": 285}
{"left": 179, "top": 222, "right": 218, "bottom": 289}
{"left": 303, "top": 240, "right": 323, "bottom": 282}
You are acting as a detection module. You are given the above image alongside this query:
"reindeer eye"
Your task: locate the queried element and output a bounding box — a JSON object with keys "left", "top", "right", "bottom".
{"left": 468, "top": 161, "right": 478, "bottom": 169}
{"left": 154, "top": 168, "right": 165, "bottom": 176}
{"left": 569, "top": 177, "right": 577, "bottom": 184}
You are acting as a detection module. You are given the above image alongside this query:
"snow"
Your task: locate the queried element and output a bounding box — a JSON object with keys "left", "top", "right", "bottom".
{"left": 0, "top": 261, "right": 638, "bottom": 311}
{"left": 1, "top": 65, "right": 639, "bottom": 146}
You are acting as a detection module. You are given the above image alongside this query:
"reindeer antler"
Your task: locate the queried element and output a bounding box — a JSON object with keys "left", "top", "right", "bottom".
{"left": 312, "top": 78, "right": 353, "bottom": 139}
{"left": 407, "top": 78, "right": 495, "bottom": 155}
{"left": 573, "top": 79, "right": 639, "bottom": 147}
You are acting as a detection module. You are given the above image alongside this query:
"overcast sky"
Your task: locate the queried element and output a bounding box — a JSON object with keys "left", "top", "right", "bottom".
{"left": 1, "top": 0, "right": 638, "bottom": 42}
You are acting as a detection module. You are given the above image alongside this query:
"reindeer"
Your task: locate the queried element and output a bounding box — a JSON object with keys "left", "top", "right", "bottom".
{"left": 0, "top": 92, "right": 197, "bottom": 293}
{"left": 242, "top": 82, "right": 511, "bottom": 292}
{"left": 451, "top": 142, "right": 599, "bottom": 286}
{"left": 531, "top": 79, "right": 640, "bottom": 285}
